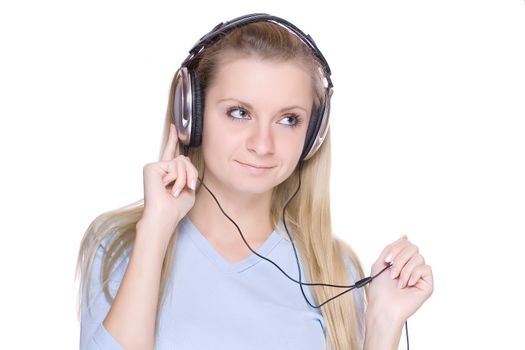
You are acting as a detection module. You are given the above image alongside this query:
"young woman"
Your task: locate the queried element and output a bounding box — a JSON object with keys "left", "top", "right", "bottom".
{"left": 77, "top": 14, "right": 433, "bottom": 350}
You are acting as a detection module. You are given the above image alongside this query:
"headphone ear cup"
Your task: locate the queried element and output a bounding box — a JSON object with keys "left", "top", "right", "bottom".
{"left": 301, "top": 105, "right": 324, "bottom": 161}
{"left": 300, "top": 90, "right": 331, "bottom": 161}
{"left": 189, "top": 70, "right": 204, "bottom": 147}
{"left": 172, "top": 68, "right": 192, "bottom": 146}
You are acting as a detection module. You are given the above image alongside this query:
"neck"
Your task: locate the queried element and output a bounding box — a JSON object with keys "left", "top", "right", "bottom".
{"left": 187, "top": 175, "right": 274, "bottom": 246}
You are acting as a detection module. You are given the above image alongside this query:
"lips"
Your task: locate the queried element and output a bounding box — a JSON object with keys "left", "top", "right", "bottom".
{"left": 235, "top": 160, "right": 275, "bottom": 169}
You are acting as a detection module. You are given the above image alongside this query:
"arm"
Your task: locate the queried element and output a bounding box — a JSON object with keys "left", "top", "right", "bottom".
{"left": 100, "top": 122, "right": 197, "bottom": 349}
{"left": 81, "top": 122, "right": 196, "bottom": 349}
{"left": 363, "top": 308, "right": 404, "bottom": 350}
{"left": 101, "top": 220, "right": 171, "bottom": 350}
{"left": 342, "top": 253, "right": 404, "bottom": 349}
{"left": 363, "top": 235, "right": 434, "bottom": 350}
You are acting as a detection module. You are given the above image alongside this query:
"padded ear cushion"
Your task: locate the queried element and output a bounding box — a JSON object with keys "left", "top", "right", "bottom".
{"left": 190, "top": 69, "right": 204, "bottom": 147}
{"left": 301, "top": 103, "right": 325, "bottom": 161}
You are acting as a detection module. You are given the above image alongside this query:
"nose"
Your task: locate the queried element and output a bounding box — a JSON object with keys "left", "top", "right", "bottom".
{"left": 246, "top": 121, "right": 275, "bottom": 156}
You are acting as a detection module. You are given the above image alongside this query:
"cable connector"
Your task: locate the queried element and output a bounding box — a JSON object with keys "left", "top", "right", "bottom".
{"left": 354, "top": 276, "right": 372, "bottom": 289}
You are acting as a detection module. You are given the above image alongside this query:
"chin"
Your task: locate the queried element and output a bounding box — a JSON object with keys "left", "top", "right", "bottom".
{"left": 215, "top": 169, "right": 283, "bottom": 196}
{"left": 228, "top": 176, "right": 278, "bottom": 196}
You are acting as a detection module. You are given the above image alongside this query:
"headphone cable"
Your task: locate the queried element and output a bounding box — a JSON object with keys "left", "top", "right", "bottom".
{"left": 195, "top": 170, "right": 409, "bottom": 348}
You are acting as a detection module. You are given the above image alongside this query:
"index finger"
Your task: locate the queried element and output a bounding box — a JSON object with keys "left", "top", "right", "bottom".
{"left": 161, "top": 123, "right": 179, "bottom": 161}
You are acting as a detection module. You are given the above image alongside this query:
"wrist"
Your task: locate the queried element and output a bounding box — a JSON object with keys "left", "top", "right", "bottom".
{"left": 364, "top": 307, "right": 404, "bottom": 350}
{"left": 365, "top": 305, "right": 405, "bottom": 328}
{"left": 135, "top": 220, "right": 176, "bottom": 254}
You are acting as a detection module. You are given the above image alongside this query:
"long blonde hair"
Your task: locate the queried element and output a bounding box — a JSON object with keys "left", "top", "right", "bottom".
{"left": 76, "top": 20, "right": 366, "bottom": 349}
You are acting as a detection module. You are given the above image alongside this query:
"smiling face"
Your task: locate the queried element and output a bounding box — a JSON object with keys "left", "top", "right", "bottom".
{"left": 200, "top": 55, "right": 314, "bottom": 196}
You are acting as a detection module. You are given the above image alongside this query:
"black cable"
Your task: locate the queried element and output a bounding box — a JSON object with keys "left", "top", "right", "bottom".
{"left": 195, "top": 167, "right": 409, "bottom": 348}
{"left": 196, "top": 177, "right": 388, "bottom": 292}
{"left": 405, "top": 319, "right": 409, "bottom": 350}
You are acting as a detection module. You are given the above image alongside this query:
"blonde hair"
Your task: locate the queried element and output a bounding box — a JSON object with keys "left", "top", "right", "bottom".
{"left": 76, "top": 20, "right": 366, "bottom": 349}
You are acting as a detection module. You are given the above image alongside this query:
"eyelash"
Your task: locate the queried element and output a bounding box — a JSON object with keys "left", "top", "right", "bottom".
{"left": 226, "top": 106, "right": 303, "bottom": 128}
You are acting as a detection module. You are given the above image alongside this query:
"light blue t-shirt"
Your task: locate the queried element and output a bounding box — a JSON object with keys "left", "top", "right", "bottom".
{"left": 80, "top": 217, "right": 364, "bottom": 350}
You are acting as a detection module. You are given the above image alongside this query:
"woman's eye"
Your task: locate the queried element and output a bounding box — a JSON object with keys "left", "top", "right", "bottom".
{"left": 227, "top": 107, "right": 249, "bottom": 120}
{"left": 279, "top": 114, "right": 301, "bottom": 128}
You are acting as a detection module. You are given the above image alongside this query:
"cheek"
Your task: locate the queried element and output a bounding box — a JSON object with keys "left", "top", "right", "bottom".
{"left": 202, "top": 112, "right": 224, "bottom": 148}
{"left": 278, "top": 128, "right": 308, "bottom": 158}
{"left": 275, "top": 135, "right": 304, "bottom": 174}
{"left": 201, "top": 115, "right": 219, "bottom": 165}
{"left": 201, "top": 112, "right": 239, "bottom": 172}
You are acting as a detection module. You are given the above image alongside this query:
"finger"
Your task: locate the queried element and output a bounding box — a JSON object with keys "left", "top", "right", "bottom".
{"left": 163, "top": 156, "right": 198, "bottom": 190}
{"left": 381, "top": 235, "right": 408, "bottom": 263}
{"left": 181, "top": 156, "right": 199, "bottom": 190}
{"left": 389, "top": 243, "right": 418, "bottom": 280}
{"left": 398, "top": 254, "right": 425, "bottom": 289}
{"left": 407, "top": 264, "right": 434, "bottom": 295}
{"left": 171, "top": 159, "right": 187, "bottom": 197}
{"left": 161, "top": 123, "right": 179, "bottom": 161}
{"left": 371, "top": 235, "right": 409, "bottom": 275}
{"left": 161, "top": 160, "right": 178, "bottom": 187}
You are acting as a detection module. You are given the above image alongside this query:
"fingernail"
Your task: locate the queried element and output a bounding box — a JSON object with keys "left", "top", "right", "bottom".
{"left": 385, "top": 253, "right": 393, "bottom": 263}
{"left": 173, "top": 188, "right": 181, "bottom": 197}
{"left": 397, "top": 279, "right": 404, "bottom": 289}
{"left": 408, "top": 277, "right": 416, "bottom": 286}
{"left": 390, "top": 267, "right": 397, "bottom": 279}
{"left": 190, "top": 179, "right": 196, "bottom": 190}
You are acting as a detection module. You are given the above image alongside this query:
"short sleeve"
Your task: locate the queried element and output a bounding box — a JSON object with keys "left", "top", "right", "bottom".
{"left": 79, "top": 243, "right": 128, "bottom": 350}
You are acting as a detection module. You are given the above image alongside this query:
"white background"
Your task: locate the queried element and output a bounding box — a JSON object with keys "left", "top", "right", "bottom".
{"left": 0, "top": 0, "right": 524, "bottom": 349}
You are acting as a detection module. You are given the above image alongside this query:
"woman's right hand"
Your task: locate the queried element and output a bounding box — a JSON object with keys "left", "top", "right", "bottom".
{"left": 138, "top": 123, "right": 198, "bottom": 243}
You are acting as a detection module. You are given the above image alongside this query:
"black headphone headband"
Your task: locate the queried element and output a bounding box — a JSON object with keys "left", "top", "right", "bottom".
{"left": 172, "top": 13, "right": 333, "bottom": 161}
{"left": 182, "top": 13, "right": 333, "bottom": 89}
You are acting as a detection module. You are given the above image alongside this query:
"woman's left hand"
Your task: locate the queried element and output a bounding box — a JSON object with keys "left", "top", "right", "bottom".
{"left": 366, "top": 235, "right": 434, "bottom": 325}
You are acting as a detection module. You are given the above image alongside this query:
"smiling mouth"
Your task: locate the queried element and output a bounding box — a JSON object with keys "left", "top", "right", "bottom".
{"left": 235, "top": 160, "right": 275, "bottom": 170}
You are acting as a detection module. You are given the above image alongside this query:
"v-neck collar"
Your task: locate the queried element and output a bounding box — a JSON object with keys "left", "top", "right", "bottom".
{"left": 181, "top": 216, "right": 283, "bottom": 274}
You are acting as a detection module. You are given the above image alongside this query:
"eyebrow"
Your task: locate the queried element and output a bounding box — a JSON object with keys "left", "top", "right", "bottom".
{"left": 217, "top": 98, "right": 308, "bottom": 114}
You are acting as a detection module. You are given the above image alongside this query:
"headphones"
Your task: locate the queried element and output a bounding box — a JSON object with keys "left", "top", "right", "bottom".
{"left": 171, "top": 13, "right": 334, "bottom": 161}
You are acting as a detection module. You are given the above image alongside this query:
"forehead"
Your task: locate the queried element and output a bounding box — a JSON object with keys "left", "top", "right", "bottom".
{"left": 206, "top": 56, "right": 314, "bottom": 108}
